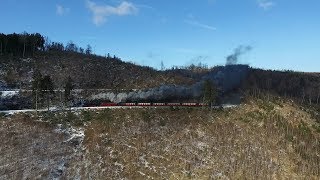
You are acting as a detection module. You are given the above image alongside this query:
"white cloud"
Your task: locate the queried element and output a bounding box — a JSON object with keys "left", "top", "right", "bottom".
{"left": 184, "top": 20, "right": 217, "bottom": 31}
{"left": 86, "top": 0, "right": 138, "bottom": 26}
{"left": 56, "top": 4, "right": 70, "bottom": 16}
{"left": 258, "top": 0, "right": 275, "bottom": 10}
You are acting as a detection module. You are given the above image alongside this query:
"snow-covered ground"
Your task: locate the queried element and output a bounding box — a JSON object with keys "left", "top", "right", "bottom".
{"left": 0, "top": 106, "right": 143, "bottom": 115}
{"left": 0, "top": 104, "right": 239, "bottom": 115}
{"left": 0, "top": 107, "right": 59, "bottom": 115}
{"left": 0, "top": 90, "right": 19, "bottom": 97}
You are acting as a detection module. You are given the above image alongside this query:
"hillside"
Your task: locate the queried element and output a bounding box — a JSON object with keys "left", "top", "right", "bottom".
{"left": 243, "top": 68, "right": 320, "bottom": 104}
{"left": 1, "top": 96, "right": 320, "bottom": 179}
{"left": 0, "top": 32, "right": 192, "bottom": 90}
{"left": 0, "top": 51, "right": 194, "bottom": 90}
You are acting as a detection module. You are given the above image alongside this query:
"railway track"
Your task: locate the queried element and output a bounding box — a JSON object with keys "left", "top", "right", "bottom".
{"left": 0, "top": 103, "right": 238, "bottom": 115}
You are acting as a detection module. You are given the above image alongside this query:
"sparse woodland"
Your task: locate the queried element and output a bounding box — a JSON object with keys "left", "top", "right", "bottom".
{"left": 243, "top": 68, "right": 320, "bottom": 105}
{"left": 0, "top": 32, "right": 193, "bottom": 90}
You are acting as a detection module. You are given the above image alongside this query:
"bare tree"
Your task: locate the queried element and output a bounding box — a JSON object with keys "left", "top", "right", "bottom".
{"left": 20, "top": 32, "right": 28, "bottom": 58}
{"left": 44, "top": 36, "right": 51, "bottom": 51}
{"left": 317, "top": 86, "right": 320, "bottom": 105}
{"left": 64, "top": 76, "right": 74, "bottom": 110}
{"left": 160, "top": 60, "right": 165, "bottom": 71}
{"left": 0, "top": 41, "right": 2, "bottom": 55}
{"left": 32, "top": 69, "right": 42, "bottom": 115}
{"left": 266, "top": 78, "right": 272, "bottom": 101}
{"left": 85, "top": 44, "right": 92, "bottom": 55}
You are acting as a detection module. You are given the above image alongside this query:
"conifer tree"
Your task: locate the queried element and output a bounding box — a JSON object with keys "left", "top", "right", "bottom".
{"left": 203, "top": 79, "right": 217, "bottom": 107}
{"left": 40, "top": 75, "right": 54, "bottom": 111}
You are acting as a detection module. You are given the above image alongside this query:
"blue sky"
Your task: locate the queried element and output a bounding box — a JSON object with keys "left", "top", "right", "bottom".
{"left": 1, "top": 0, "right": 319, "bottom": 72}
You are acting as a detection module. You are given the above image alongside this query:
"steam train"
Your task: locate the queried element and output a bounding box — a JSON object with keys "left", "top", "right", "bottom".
{"left": 100, "top": 102, "right": 208, "bottom": 107}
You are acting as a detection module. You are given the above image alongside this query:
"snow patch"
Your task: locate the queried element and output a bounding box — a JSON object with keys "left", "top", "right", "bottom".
{"left": 0, "top": 90, "right": 19, "bottom": 97}
{"left": 54, "top": 124, "right": 85, "bottom": 147}
{"left": 222, "top": 104, "right": 238, "bottom": 108}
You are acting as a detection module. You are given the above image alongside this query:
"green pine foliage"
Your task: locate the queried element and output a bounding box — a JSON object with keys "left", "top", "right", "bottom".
{"left": 202, "top": 79, "right": 217, "bottom": 106}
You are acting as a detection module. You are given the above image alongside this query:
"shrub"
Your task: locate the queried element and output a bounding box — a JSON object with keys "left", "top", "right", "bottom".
{"left": 298, "top": 121, "right": 311, "bottom": 135}
{"left": 96, "top": 109, "right": 113, "bottom": 124}
{"left": 312, "top": 124, "right": 320, "bottom": 133}
{"left": 64, "top": 111, "right": 78, "bottom": 125}
{"left": 141, "top": 110, "right": 151, "bottom": 124}
{"left": 41, "top": 111, "right": 60, "bottom": 124}
{"left": 159, "top": 117, "right": 166, "bottom": 126}
{"left": 0, "top": 112, "right": 6, "bottom": 119}
{"left": 82, "top": 110, "right": 93, "bottom": 122}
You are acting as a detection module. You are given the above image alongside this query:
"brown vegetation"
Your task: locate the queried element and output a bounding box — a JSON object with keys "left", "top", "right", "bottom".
{"left": 0, "top": 51, "right": 194, "bottom": 90}
{"left": 1, "top": 96, "right": 320, "bottom": 179}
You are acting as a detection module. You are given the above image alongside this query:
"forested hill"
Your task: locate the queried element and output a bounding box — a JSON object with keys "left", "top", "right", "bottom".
{"left": 0, "top": 32, "right": 193, "bottom": 89}
{"left": 242, "top": 68, "right": 320, "bottom": 104}
{"left": 0, "top": 32, "right": 319, "bottom": 105}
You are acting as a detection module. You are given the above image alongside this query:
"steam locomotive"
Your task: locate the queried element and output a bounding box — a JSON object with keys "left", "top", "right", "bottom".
{"left": 100, "top": 102, "right": 208, "bottom": 107}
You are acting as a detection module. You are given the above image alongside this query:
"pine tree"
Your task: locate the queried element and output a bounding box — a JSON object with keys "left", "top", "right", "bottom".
{"left": 40, "top": 75, "right": 54, "bottom": 111}
{"left": 203, "top": 79, "right": 217, "bottom": 107}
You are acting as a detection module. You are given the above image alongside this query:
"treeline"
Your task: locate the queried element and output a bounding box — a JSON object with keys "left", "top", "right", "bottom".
{"left": 0, "top": 32, "right": 45, "bottom": 57}
{"left": 0, "top": 32, "right": 95, "bottom": 58}
{"left": 46, "top": 40, "right": 92, "bottom": 55}
{"left": 243, "top": 68, "right": 320, "bottom": 105}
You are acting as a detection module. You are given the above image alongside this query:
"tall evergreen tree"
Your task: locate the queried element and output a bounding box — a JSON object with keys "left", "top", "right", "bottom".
{"left": 40, "top": 75, "right": 54, "bottom": 111}
{"left": 203, "top": 79, "right": 217, "bottom": 107}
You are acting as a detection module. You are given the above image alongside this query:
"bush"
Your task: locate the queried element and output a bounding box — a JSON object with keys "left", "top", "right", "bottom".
{"left": 82, "top": 110, "right": 93, "bottom": 122}
{"left": 298, "top": 121, "right": 311, "bottom": 135}
{"left": 257, "top": 100, "right": 275, "bottom": 112}
{"left": 41, "top": 111, "right": 59, "bottom": 124}
{"left": 159, "top": 117, "right": 166, "bottom": 126}
{"left": 312, "top": 124, "right": 320, "bottom": 133}
{"left": 64, "top": 111, "right": 78, "bottom": 125}
{"left": 0, "top": 112, "right": 6, "bottom": 119}
{"left": 141, "top": 110, "right": 151, "bottom": 124}
{"left": 96, "top": 109, "right": 113, "bottom": 124}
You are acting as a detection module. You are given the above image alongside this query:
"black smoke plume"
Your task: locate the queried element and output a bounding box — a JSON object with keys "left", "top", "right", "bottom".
{"left": 90, "top": 65, "right": 250, "bottom": 103}
{"left": 226, "top": 45, "right": 252, "bottom": 65}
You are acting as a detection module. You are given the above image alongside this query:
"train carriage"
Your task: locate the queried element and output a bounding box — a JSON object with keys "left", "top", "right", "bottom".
{"left": 100, "top": 102, "right": 209, "bottom": 107}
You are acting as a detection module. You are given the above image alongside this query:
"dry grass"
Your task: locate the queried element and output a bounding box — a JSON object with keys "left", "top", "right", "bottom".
{"left": 66, "top": 101, "right": 320, "bottom": 179}
{"left": 1, "top": 98, "right": 320, "bottom": 179}
{"left": 0, "top": 113, "right": 75, "bottom": 179}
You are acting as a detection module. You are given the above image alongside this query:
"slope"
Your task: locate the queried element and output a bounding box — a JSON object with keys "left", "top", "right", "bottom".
{"left": 0, "top": 96, "right": 320, "bottom": 179}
